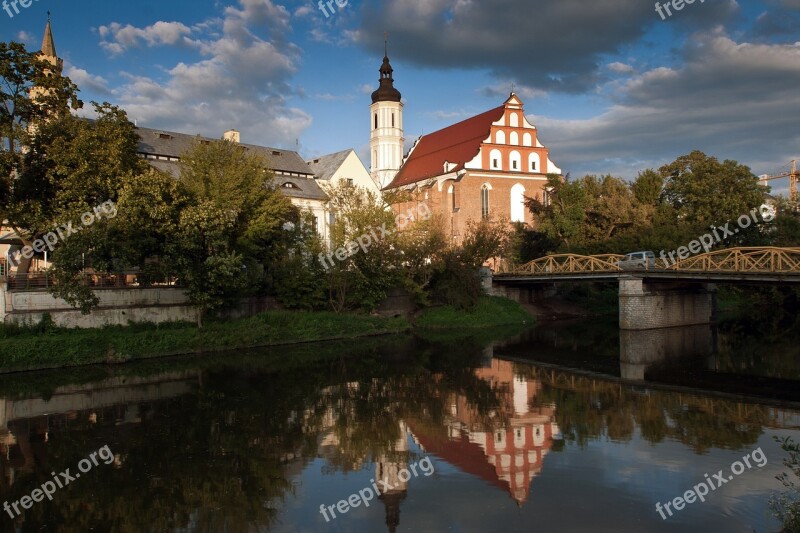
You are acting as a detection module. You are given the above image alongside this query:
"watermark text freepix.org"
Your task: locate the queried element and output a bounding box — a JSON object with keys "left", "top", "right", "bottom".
{"left": 317, "top": 0, "right": 349, "bottom": 19}
{"left": 655, "top": 447, "right": 767, "bottom": 520}
{"left": 319, "top": 456, "right": 434, "bottom": 523}
{"left": 7, "top": 200, "right": 117, "bottom": 268}
{"left": 3, "top": 444, "right": 115, "bottom": 518}
{"left": 318, "top": 203, "right": 431, "bottom": 271}
{"left": 658, "top": 204, "right": 775, "bottom": 267}
{"left": 2, "top": 0, "right": 42, "bottom": 19}
{"left": 655, "top": 0, "right": 704, "bottom": 20}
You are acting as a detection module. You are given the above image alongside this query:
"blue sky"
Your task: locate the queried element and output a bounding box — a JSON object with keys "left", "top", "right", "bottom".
{"left": 1, "top": 0, "right": 799, "bottom": 188}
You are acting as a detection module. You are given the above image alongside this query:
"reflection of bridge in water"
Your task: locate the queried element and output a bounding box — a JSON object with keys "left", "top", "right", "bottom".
{"left": 489, "top": 323, "right": 800, "bottom": 423}
{"left": 489, "top": 247, "right": 800, "bottom": 330}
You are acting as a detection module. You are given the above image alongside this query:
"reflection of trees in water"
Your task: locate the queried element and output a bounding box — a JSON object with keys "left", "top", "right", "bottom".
{"left": 2, "top": 335, "right": 509, "bottom": 531}
{"left": 515, "top": 366, "right": 768, "bottom": 453}
{"left": 714, "top": 312, "right": 800, "bottom": 379}
{"left": 4, "top": 329, "right": 778, "bottom": 530}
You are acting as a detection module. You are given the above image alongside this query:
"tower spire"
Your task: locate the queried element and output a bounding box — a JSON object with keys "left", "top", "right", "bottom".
{"left": 41, "top": 14, "right": 58, "bottom": 59}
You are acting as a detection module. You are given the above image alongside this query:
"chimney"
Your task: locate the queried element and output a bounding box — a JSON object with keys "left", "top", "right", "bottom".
{"left": 223, "top": 129, "right": 240, "bottom": 143}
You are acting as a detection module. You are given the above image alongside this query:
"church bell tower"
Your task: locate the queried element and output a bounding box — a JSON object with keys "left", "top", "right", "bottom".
{"left": 369, "top": 38, "right": 404, "bottom": 189}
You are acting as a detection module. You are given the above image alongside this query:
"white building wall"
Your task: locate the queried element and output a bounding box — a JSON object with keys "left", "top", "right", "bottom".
{"left": 370, "top": 100, "right": 404, "bottom": 189}
{"left": 324, "top": 151, "right": 379, "bottom": 195}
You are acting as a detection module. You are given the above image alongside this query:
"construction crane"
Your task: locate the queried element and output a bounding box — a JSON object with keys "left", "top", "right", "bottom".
{"left": 759, "top": 159, "right": 798, "bottom": 206}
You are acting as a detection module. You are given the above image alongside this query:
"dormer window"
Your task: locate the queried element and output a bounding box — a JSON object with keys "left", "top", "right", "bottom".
{"left": 158, "top": 133, "right": 172, "bottom": 140}
{"left": 282, "top": 182, "right": 300, "bottom": 190}
{"left": 272, "top": 150, "right": 281, "bottom": 156}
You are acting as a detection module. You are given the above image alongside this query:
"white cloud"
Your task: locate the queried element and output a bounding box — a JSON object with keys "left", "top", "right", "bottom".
{"left": 531, "top": 31, "right": 800, "bottom": 179}
{"left": 98, "top": 21, "right": 193, "bottom": 55}
{"left": 65, "top": 66, "right": 112, "bottom": 95}
{"left": 16, "top": 31, "right": 34, "bottom": 44}
{"left": 85, "top": 0, "right": 311, "bottom": 149}
{"left": 607, "top": 62, "right": 635, "bottom": 74}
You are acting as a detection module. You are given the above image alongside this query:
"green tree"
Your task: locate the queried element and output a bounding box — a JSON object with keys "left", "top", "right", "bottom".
{"left": 660, "top": 150, "right": 767, "bottom": 225}
{"left": 323, "top": 181, "right": 403, "bottom": 312}
{"left": 0, "top": 41, "right": 82, "bottom": 221}
{"left": 175, "top": 139, "right": 296, "bottom": 324}
{"left": 526, "top": 173, "right": 589, "bottom": 250}
{"left": 10, "top": 104, "right": 153, "bottom": 309}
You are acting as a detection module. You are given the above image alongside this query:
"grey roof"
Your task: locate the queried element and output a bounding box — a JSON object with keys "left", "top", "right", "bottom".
{"left": 136, "top": 126, "right": 314, "bottom": 177}
{"left": 276, "top": 176, "right": 329, "bottom": 201}
{"left": 307, "top": 149, "right": 354, "bottom": 181}
{"left": 147, "top": 159, "right": 181, "bottom": 178}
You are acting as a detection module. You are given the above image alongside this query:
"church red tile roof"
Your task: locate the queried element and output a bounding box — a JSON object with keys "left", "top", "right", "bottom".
{"left": 385, "top": 105, "right": 505, "bottom": 189}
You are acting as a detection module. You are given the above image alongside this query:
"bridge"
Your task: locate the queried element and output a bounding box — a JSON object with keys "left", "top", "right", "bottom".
{"left": 487, "top": 247, "right": 800, "bottom": 330}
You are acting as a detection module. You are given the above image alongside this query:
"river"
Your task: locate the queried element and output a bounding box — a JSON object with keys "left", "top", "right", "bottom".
{"left": 0, "top": 315, "right": 798, "bottom": 532}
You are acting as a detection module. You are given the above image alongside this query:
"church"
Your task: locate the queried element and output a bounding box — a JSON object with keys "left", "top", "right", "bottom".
{"left": 370, "top": 49, "right": 563, "bottom": 243}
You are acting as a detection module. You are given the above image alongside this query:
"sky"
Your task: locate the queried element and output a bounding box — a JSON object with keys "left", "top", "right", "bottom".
{"left": 1, "top": 0, "right": 799, "bottom": 190}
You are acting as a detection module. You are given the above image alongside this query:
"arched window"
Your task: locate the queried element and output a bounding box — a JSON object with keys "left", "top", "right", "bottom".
{"left": 510, "top": 150, "right": 522, "bottom": 171}
{"left": 481, "top": 184, "right": 491, "bottom": 219}
{"left": 510, "top": 113, "right": 519, "bottom": 127}
{"left": 510, "top": 131, "right": 519, "bottom": 146}
{"left": 511, "top": 183, "right": 525, "bottom": 222}
{"left": 523, "top": 132, "right": 532, "bottom": 147}
{"left": 495, "top": 130, "right": 506, "bottom": 145}
{"left": 529, "top": 152, "right": 541, "bottom": 172}
{"left": 489, "top": 149, "right": 502, "bottom": 170}
{"left": 448, "top": 184, "right": 456, "bottom": 211}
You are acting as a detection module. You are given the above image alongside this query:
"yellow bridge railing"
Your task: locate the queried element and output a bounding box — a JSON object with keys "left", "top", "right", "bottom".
{"left": 497, "top": 247, "right": 800, "bottom": 276}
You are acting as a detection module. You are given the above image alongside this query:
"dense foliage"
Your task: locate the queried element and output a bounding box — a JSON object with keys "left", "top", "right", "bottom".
{"left": 521, "top": 152, "right": 794, "bottom": 260}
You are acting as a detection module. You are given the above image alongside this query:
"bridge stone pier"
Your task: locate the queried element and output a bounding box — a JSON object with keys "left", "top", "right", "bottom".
{"left": 619, "top": 324, "right": 715, "bottom": 379}
{"left": 619, "top": 277, "right": 716, "bottom": 330}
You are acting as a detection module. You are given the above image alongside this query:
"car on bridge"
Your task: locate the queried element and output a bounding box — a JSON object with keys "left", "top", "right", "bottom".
{"left": 617, "top": 251, "right": 657, "bottom": 270}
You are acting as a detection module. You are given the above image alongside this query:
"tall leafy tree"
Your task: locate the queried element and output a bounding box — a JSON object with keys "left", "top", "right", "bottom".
{"left": 660, "top": 150, "right": 767, "bottom": 225}
{"left": 175, "top": 139, "right": 296, "bottom": 324}
{"left": 0, "top": 41, "right": 81, "bottom": 218}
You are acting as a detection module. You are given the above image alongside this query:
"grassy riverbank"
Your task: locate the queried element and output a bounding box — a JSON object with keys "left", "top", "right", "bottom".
{"left": 0, "top": 311, "right": 409, "bottom": 374}
{"left": 0, "top": 296, "right": 534, "bottom": 374}
{"left": 415, "top": 296, "right": 533, "bottom": 329}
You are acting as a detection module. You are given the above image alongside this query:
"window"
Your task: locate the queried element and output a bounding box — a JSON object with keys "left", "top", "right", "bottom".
{"left": 391, "top": 113, "right": 395, "bottom": 127}
{"left": 481, "top": 184, "right": 490, "bottom": 219}
{"left": 346, "top": 178, "right": 354, "bottom": 186}
{"left": 448, "top": 184, "right": 456, "bottom": 211}
{"left": 512, "top": 161, "right": 518, "bottom": 170}
{"left": 374, "top": 113, "right": 378, "bottom": 130}
{"left": 272, "top": 150, "right": 281, "bottom": 156}
{"left": 489, "top": 149, "right": 502, "bottom": 170}
{"left": 510, "top": 150, "right": 521, "bottom": 172}
{"left": 543, "top": 189, "right": 552, "bottom": 207}
{"left": 511, "top": 183, "right": 525, "bottom": 222}
{"left": 529, "top": 153, "right": 541, "bottom": 172}
{"left": 282, "top": 182, "right": 300, "bottom": 190}
{"left": 312, "top": 216, "right": 318, "bottom": 233}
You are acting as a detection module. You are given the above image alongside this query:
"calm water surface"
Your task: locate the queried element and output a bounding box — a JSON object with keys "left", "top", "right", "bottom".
{"left": 0, "top": 316, "right": 799, "bottom": 532}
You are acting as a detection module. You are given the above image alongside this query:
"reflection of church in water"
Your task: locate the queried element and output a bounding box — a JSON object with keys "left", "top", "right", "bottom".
{"left": 407, "top": 358, "right": 560, "bottom": 506}
{"left": 314, "top": 357, "right": 561, "bottom": 531}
